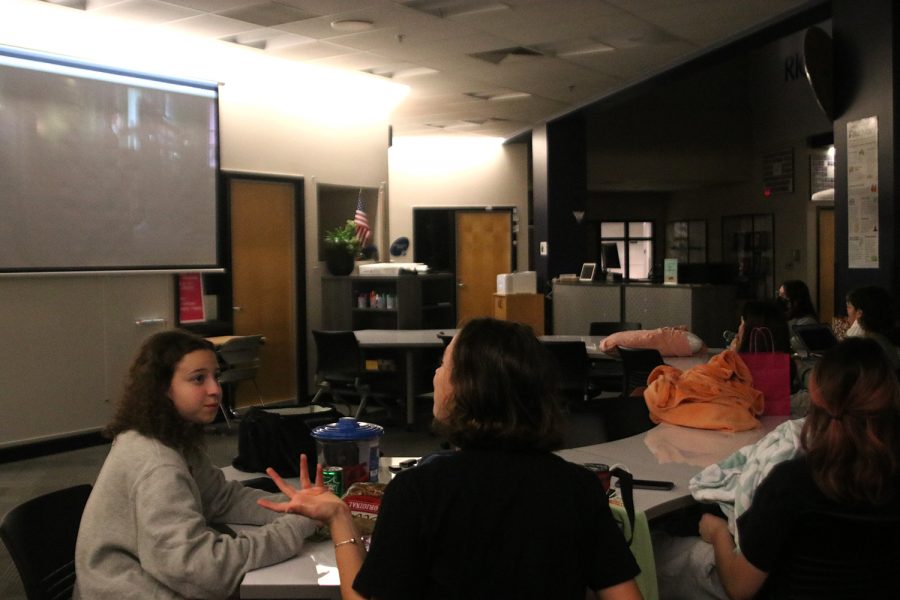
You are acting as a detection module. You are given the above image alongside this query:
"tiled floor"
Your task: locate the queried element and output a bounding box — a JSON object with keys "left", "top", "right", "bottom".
{"left": 0, "top": 404, "right": 606, "bottom": 599}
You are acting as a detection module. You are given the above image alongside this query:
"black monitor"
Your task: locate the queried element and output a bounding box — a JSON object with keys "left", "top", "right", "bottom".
{"left": 600, "top": 243, "right": 621, "bottom": 271}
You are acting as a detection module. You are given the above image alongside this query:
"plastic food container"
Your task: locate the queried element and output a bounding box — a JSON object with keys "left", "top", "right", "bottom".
{"left": 311, "top": 417, "right": 384, "bottom": 487}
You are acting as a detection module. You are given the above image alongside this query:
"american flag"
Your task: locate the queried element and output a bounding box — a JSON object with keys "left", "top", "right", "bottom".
{"left": 354, "top": 190, "right": 371, "bottom": 246}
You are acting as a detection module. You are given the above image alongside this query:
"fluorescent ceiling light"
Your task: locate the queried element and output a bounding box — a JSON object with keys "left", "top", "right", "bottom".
{"left": 489, "top": 92, "right": 531, "bottom": 101}
{"left": 558, "top": 43, "right": 615, "bottom": 57}
{"left": 331, "top": 19, "right": 374, "bottom": 32}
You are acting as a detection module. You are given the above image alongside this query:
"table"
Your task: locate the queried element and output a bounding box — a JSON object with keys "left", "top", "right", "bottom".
{"left": 236, "top": 418, "right": 787, "bottom": 597}
{"left": 540, "top": 334, "right": 719, "bottom": 371}
{"left": 353, "top": 329, "right": 456, "bottom": 427}
{"left": 352, "top": 330, "right": 716, "bottom": 427}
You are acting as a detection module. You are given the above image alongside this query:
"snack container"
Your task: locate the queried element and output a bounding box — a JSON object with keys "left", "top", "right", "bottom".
{"left": 311, "top": 417, "right": 384, "bottom": 487}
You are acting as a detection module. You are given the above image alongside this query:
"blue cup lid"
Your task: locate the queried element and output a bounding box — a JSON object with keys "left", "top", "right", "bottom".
{"left": 311, "top": 417, "right": 384, "bottom": 441}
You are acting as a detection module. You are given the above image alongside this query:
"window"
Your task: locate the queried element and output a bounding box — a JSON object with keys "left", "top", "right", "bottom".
{"left": 599, "top": 221, "right": 654, "bottom": 280}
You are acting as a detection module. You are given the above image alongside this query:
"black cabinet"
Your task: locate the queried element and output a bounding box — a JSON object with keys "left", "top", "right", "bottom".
{"left": 322, "top": 273, "right": 455, "bottom": 330}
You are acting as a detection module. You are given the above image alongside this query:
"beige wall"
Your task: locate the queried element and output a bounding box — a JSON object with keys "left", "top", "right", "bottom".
{"left": 388, "top": 137, "right": 530, "bottom": 269}
{"left": 0, "top": 1, "right": 402, "bottom": 443}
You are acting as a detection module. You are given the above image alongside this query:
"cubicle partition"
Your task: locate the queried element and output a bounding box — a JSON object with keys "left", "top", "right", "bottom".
{"left": 552, "top": 280, "right": 737, "bottom": 347}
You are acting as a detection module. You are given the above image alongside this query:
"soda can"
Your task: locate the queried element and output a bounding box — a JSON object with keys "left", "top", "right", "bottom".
{"left": 322, "top": 466, "right": 344, "bottom": 496}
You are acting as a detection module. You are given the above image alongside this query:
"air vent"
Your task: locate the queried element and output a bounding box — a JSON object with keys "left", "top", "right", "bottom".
{"left": 468, "top": 47, "right": 544, "bottom": 65}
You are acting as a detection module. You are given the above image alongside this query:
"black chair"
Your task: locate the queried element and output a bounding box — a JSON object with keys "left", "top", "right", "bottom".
{"left": 763, "top": 508, "right": 900, "bottom": 599}
{"left": 215, "top": 334, "right": 265, "bottom": 425}
{"left": 589, "top": 321, "right": 642, "bottom": 336}
{"left": 587, "top": 322, "right": 642, "bottom": 395}
{"left": 541, "top": 340, "right": 590, "bottom": 405}
{"left": 602, "top": 347, "right": 664, "bottom": 441}
{"left": 618, "top": 347, "right": 665, "bottom": 395}
{"left": 310, "top": 330, "right": 396, "bottom": 419}
{"left": 0, "top": 484, "right": 92, "bottom": 600}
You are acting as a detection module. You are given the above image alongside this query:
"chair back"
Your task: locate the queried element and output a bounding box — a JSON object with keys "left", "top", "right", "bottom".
{"left": 312, "top": 330, "right": 365, "bottom": 376}
{"left": 542, "top": 340, "right": 589, "bottom": 404}
{"left": 0, "top": 484, "right": 92, "bottom": 600}
{"left": 618, "top": 347, "right": 664, "bottom": 395}
{"left": 216, "top": 335, "right": 264, "bottom": 385}
{"left": 767, "top": 508, "right": 900, "bottom": 599}
{"left": 589, "top": 321, "right": 642, "bottom": 336}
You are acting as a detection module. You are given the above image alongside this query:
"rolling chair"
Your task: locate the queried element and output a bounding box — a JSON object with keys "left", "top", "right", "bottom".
{"left": 541, "top": 340, "right": 591, "bottom": 405}
{"left": 1, "top": 484, "right": 93, "bottom": 600}
{"left": 215, "top": 334, "right": 265, "bottom": 427}
{"left": 587, "top": 322, "right": 642, "bottom": 395}
{"left": 603, "top": 347, "right": 664, "bottom": 441}
{"left": 310, "top": 330, "right": 396, "bottom": 420}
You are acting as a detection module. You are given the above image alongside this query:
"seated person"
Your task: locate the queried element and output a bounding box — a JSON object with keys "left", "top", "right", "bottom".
{"left": 729, "top": 300, "right": 801, "bottom": 398}
{"left": 777, "top": 280, "right": 818, "bottom": 352}
{"left": 844, "top": 285, "right": 900, "bottom": 369}
{"left": 259, "top": 318, "right": 643, "bottom": 600}
{"left": 699, "top": 337, "right": 900, "bottom": 599}
{"left": 74, "top": 330, "right": 316, "bottom": 599}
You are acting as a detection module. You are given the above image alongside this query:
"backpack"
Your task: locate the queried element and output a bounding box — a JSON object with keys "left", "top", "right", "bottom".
{"left": 232, "top": 406, "right": 340, "bottom": 477}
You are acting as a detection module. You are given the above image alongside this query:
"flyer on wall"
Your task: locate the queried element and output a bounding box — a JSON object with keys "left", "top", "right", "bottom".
{"left": 846, "top": 116, "right": 879, "bottom": 269}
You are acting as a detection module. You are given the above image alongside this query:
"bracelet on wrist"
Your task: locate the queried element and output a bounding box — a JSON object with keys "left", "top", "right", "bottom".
{"left": 334, "top": 537, "right": 357, "bottom": 549}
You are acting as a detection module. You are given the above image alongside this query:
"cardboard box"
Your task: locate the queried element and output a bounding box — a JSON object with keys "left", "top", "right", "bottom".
{"left": 496, "top": 274, "right": 514, "bottom": 294}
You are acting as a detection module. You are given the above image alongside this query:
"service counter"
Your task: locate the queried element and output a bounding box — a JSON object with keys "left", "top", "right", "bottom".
{"left": 552, "top": 279, "right": 737, "bottom": 347}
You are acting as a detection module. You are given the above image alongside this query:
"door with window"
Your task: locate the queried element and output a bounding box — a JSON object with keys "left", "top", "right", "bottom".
{"left": 599, "top": 221, "right": 654, "bottom": 280}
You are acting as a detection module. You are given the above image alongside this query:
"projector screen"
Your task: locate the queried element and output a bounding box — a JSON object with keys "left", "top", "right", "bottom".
{"left": 0, "top": 47, "right": 219, "bottom": 272}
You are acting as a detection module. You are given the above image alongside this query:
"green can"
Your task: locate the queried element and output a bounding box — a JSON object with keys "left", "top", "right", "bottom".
{"left": 322, "top": 466, "right": 343, "bottom": 496}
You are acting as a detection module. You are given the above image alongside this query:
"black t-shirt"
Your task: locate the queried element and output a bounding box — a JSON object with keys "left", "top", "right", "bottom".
{"left": 737, "top": 456, "right": 900, "bottom": 597}
{"left": 353, "top": 448, "right": 639, "bottom": 600}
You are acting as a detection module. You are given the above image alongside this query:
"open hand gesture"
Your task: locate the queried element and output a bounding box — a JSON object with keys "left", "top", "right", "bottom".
{"left": 257, "top": 454, "right": 348, "bottom": 525}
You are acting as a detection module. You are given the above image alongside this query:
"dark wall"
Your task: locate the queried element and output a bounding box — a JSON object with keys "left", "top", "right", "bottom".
{"left": 832, "top": 0, "right": 899, "bottom": 308}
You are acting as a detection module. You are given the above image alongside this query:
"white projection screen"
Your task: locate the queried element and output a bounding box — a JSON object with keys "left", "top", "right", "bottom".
{"left": 0, "top": 48, "right": 219, "bottom": 272}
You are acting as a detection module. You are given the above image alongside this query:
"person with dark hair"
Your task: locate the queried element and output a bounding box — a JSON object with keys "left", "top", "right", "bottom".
{"left": 699, "top": 337, "right": 900, "bottom": 599}
{"left": 730, "top": 300, "right": 793, "bottom": 356}
{"left": 777, "top": 280, "right": 818, "bottom": 325}
{"left": 259, "top": 318, "right": 642, "bottom": 600}
{"left": 844, "top": 285, "right": 900, "bottom": 368}
{"left": 777, "top": 280, "right": 818, "bottom": 353}
{"left": 74, "top": 330, "right": 316, "bottom": 600}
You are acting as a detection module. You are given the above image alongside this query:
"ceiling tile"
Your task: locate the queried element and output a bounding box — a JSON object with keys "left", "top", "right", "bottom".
{"left": 161, "top": 13, "right": 260, "bottom": 38}
{"left": 88, "top": 0, "right": 201, "bottom": 24}
{"left": 218, "top": 1, "right": 317, "bottom": 27}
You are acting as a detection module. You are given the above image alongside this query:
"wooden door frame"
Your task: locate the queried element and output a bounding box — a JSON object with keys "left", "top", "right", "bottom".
{"left": 816, "top": 205, "right": 836, "bottom": 324}
{"left": 221, "top": 171, "right": 308, "bottom": 401}
{"left": 412, "top": 206, "right": 518, "bottom": 272}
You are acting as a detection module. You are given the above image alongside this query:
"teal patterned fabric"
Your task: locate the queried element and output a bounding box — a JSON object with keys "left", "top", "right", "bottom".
{"left": 689, "top": 419, "right": 804, "bottom": 548}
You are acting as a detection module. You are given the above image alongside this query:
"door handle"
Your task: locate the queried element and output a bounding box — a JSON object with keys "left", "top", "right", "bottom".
{"left": 456, "top": 281, "right": 465, "bottom": 288}
{"left": 233, "top": 306, "right": 243, "bottom": 312}
{"left": 135, "top": 318, "right": 167, "bottom": 327}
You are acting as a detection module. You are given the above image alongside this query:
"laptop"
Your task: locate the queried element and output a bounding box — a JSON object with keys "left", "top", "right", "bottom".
{"left": 792, "top": 323, "right": 838, "bottom": 357}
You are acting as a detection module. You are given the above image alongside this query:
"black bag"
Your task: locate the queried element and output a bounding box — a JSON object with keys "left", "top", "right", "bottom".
{"left": 232, "top": 407, "right": 340, "bottom": 477}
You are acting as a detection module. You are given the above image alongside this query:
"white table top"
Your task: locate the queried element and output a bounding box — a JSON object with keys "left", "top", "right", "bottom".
{"left": 353, "top": 328, "right": 456, "bottom": 348}
{"left": 235, "top": 417, "right": 786, "bottom": 597}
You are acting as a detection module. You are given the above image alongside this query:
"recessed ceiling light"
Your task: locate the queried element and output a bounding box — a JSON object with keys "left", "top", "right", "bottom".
{"left": 40, "top": 0, "right": 86, "bottom": 8}
{"left": 331, "top": 19, "right": 375, "bottom": 32}
{"left": 489, "top": 92, "right": 531, "bottom": 101}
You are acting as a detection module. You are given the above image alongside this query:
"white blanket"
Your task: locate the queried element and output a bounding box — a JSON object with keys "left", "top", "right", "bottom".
{"left": 689, "top": 419, "right": 804, "bottom": 547}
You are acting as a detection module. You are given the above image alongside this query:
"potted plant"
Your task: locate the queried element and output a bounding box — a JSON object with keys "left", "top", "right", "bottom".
{"left": 323, "top": 220, "right": 361, "bottom": 276}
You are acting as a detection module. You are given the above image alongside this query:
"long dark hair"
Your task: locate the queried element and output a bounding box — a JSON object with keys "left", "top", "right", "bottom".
{"left": 780, "top": 280, "right": 817, "bottom": 321}
{"left": 105, "top": 330, "right": 216, "bottom": 453}
{"left": 437, "top": 318, "right": 564, "bottom": 451}
{"left": 802, "top": 337, "right": 900, "bottom": 506}
{"left": 738, "top": 300, "right": 792, "bottom": 354}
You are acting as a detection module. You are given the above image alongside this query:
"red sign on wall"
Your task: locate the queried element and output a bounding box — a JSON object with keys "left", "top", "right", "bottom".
{"left": 178, "top": 274, "right": 206, "bottom": 324}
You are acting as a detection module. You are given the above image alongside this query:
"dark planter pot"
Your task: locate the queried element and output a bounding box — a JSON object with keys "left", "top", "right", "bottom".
{"left": 324, "top": 247, "right": 355, "bottom": 276}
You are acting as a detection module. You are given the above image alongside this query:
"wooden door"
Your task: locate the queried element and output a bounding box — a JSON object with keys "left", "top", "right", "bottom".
{"left": 455, "top": 211, "right": 512, "bottom": 325}
{"left": 230, "top": 178, "right": 297, "bottom": 407}
{"left": 817, "top": 207, "right": 835, "bottom": 324}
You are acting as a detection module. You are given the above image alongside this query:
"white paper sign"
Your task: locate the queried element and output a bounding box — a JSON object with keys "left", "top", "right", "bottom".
{"left": 847, "top": 116, "right": 879, "bottom": 269}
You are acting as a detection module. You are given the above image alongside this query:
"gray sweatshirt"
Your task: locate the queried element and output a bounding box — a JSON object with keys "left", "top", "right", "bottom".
{"left": 73, "top": 430, "right": 315, "bottom": 599}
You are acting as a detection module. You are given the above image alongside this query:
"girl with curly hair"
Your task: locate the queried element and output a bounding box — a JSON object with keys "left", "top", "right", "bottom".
{"left": 74, "top": 330, "right": 316, "bottom": 599}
